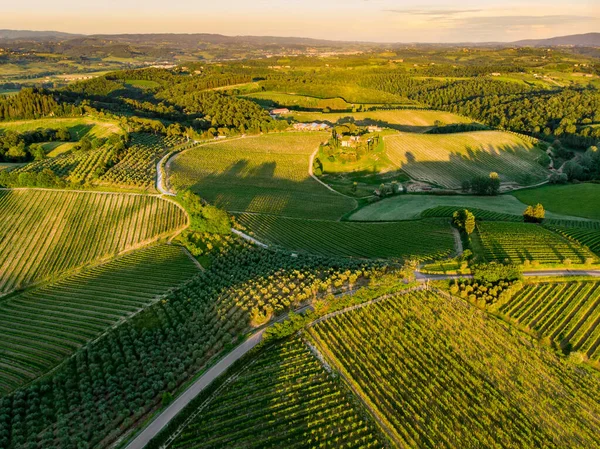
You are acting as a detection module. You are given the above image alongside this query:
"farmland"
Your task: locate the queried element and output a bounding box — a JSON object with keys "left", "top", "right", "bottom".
{"left": 384, "top": 131, "right": 549, "bottom": 189}
{"left": 546, "top": 226, "right": 600, "bottom": 256}
{"left": 513, "top": 184, "right": 600, "bottom": 221}
{"left": 99, "top": 133, "right": 183, "bottom": 190}
{"left": 497, "top": 281, "right": 600, "bottom": 365}
{"left": 237, "top": 213, "right": 455, "bottom": 260}
{"left": 243, "top": 91, "right": 352, "bottom": 111}
{"left": 0, "top": 189, "right": 187, "bottom": 294}
{"left": 348, "top": 194, "right": 589, "bottom": 222}
{"left": 164, "top": 337, "right": 386, "bottom": 449}
{"left": 169, "top": 133, "right": 356, "bottom": 219}
{"left": 287, "top": 109, "right": 472, "bottom": 132}
{"left": 474, "top": 222, "right": 596, "bottom": 265}
{"left": 0, "top": 244, "right": 201, "bottom": 393}
{"left": 0, "top": 117, "right": 123, "bottom": 140}
{"left": 309, "top": 289, "right": 600, "bottom": 448}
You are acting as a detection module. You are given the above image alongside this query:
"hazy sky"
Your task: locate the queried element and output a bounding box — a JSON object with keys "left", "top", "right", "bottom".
{"left": 3, "top": 0, "right": 600, "bottom": 42}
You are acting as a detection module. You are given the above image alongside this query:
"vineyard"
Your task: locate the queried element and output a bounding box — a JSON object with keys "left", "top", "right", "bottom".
{"left": 236, "top": 213, "right": 455, "bottom": 260}
{"left": 0, "top": 189, "right": 187, "bottom": 294}
{"left": 0, "top": 244, "right": 201, "bottom": 394}
{"left": 497, "top": 281, "right": 600, "bottom": 365}
{"left": 164, "top": 337, "right": 386, "bottom": 449}
{"left": 421, "top": 206, "right": 522, "bottom": 222}
{"left": 99, "top": 133, "right": 184, "bottom": 189}
{"left": 385, "top": 131, "right": 549, "bottom": 189}
{"left": 309, "top": 289, "right": 600, "bottom": 448}
{"left": 0, "top": 243, "right": 384, "bottom": 448}
{"left": 474, "top": 222, "right": 596, "bottom": 265}
{"left": 169, "top": 133, "right": 356, "bottom": 219}
{"left": 546, "top": 226, "right": 600, "bottom": 256}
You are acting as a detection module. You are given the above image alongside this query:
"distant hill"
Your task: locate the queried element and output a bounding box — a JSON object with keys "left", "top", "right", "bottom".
{"left": 0, "top": 29, "right": 81, "bottom": 40}
{"left": 512, "top": 33, "right": 600, "bottom": 47}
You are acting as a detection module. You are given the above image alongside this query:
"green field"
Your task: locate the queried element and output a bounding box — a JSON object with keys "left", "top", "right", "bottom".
{"left": 348, "top": 194, "right": 590, "bottom": 222}
{"left": 0, "top": 244, "right": 200, "bottom": 393}
{"left": 0, "top": 117, "right": 123, "bottom": 140}
{"left": 309, "top": 289, "right": 600, "bottom": 448}
{"left": 0, "top": 189, "right": 187, "bottom": 294}
{"left": 513, "top": 184, "right": 600, "bottom": 221}
{"left": 498, "top": 281, "right": 600, "bottom": 366}
{"left": 287, "top": 109, "right": 472, "bottom": 132}
{"left": 244, "top": 91, "right": 352, "bottom": 110}
{"left": 169, "top": 133, "right": 357, "bottom": 219}
{"left": 237, "top": 214, "right": 455, "bottom": 260}
{"left": 165, "top": 337, "right": 385, "bottom": 449}
{"left": 125, "top": 79, "right": 161, "bottom": 89}
{"left": 547, "top": 226, "right": 600, "bottom": 256}
{"left": 384, "top": 131, "right": 549, "bottom": 189}
{"left": 474, "top": 222, "right": 596, "bottom": 265}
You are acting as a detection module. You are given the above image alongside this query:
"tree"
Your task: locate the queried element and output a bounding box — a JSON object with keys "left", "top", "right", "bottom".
{"left": 524, "top": 203, "right": 545, "bottom": 223}
{"left": 452, "top": 209, "right": 475, "bottom": 235}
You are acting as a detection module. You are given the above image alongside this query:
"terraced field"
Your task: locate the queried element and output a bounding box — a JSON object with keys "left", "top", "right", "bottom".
{"left": 475, "top": 222, "right": 596, "bottom": 265}
{"left": 309, "top": 289, "right": 600, "bottom": 448}
{"left": 0, "top": 244, "right": 201, "bottom": 394}
{"left": 498, "top": 282, "right": 600, "bottom": 364}
{"left": 385, "top": 131, "right": 549, "bottom": 189}
{"left": 0, "top": 189, "right": 187, "bottom": 294}
{"left": 237, "top": 213, "right": 454, "bottom": 260}
{"left": 169, "top": 133, "right": 356, "bottom": 219}
{"left": 164, "top": 337, "right": 385, "bottom": 449}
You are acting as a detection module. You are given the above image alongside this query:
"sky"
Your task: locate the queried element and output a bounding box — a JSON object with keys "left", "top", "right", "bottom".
{"left": 3, "top": 0, "right": 600, "bottom": 43}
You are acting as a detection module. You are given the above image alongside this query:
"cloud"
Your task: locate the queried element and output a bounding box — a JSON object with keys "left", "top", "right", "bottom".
{"left": 384, "top": 9, "right": 481, "bottom": 16}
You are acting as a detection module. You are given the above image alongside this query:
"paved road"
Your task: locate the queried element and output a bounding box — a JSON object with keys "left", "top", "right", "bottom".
{"left": 125, "top": 329, "right": 266, "bottom": 449}
{"left": 156, "top": 154, "right": 175, "bottom": 196}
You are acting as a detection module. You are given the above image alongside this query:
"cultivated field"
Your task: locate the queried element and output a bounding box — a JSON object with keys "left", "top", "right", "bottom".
{"left": 547, "top": 226, "right": 600, "bottom": 256}
{"left": 0, "top": 189, "right": 187, "bottom": 294}
{"left": 169, "top": 133, "right": 356, "bottom": 219}
{"left": 0, "top": 244, "right": 201, "bottom": 393}
{"left": 513, "top": 184, "right": 600, "bottom": 221}
{"left": 99, "top": 133, "right": 183, "bottom": 189}
{"left": 497, "top": 281, "right": 600, "bottom": 365}
{"left": 474, "top": 222, "right": 596, "bottom": 265}
{"left": 348, "top": 194, "right": 588, "bottom": 222}
{"left": 309, "top": 289, "right": 600, "bottom": 448}
{"left": 0, "top": 117, "right": 123, "bottom": 140}
{"left": 244, "top": 91, "right": 352, "bottom": 110}
{"left": 237, "top": 213, "right": 455, "bottom": 260}
{"left": 384, "top": 131, "right": 549, "bottom": 189}
{"left": 166, "top": 338, "right": 385, "bottom": 449}
{"left": 287, "top": 109, "right": 472, "bottom": 132}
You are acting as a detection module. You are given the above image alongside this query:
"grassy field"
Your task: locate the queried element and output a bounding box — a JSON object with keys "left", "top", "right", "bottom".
{"left": 497, "top": 281, "right": 600, "bottom": 366}
{"left": 348, "top": 194, "right": 590, "bottom": 222}
{"left": 309, "top": 289, "right": 600, "bottom": 448}
{"left": 0, "top": 117, "right": 123, "bottom": 140}
{"left": 513, "top": 184, "right": 600, "bottom": 221}
{"left": 237, "top": 214, "right": 455, "bottom": 260}
{"left": 164, "top": 337, "right": 385, "bottom": 449}
{"left": 244, "top": 91, "right": 352, "bottom": 110}
{"left": 0, "top": 189, "right": 187, "bottom": 294}
{"left": 125, "top": 79, "right": 161, "bottom": 89}
{"left": 384, "top": 131, "right": 549, "bottom": 189}
{"left": 169, "top": 133, "right": 357, "bottom": 219}
{"left": 474, "top": 222, "right": 596, "bottom": 265}
{"left": 0, "top": 244, "right": 200, "bottom": 394}
{"left": 287, "top": 109, "right": 472, "bottom": 132}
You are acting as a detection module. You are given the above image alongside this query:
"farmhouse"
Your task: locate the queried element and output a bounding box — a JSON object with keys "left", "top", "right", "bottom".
{"left": 367, "top": 126, "right": 383, "bottom": 132}
{"left": 270, "top": 108, "right": 290, "bottom": 117}
{"left": 293, "top": 122, "right": 330, "bottom": 131}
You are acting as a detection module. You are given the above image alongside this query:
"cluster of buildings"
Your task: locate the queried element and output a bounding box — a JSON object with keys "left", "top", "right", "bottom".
{"left": 293, "top": 122, "right": 331, "bottom": 131}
